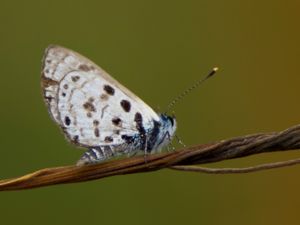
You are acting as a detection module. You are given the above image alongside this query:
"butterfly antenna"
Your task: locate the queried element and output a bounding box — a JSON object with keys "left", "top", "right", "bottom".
{"left": 165, "top": 67, "right": 219, "bottom": 113}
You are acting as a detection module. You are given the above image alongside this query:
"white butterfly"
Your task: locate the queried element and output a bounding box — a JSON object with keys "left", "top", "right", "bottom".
{"left": 41, "top": 45, "right": 177, "bottom": 165}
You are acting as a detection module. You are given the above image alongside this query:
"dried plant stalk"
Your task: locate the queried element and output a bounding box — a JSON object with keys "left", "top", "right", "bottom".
{"left": 1, "top": 124, "right": 300, "bottom": 191}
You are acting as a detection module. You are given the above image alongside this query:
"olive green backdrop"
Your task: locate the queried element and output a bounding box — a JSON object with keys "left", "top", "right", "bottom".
{"left": 1, "top": 0, "right": 300, "bottom": 225}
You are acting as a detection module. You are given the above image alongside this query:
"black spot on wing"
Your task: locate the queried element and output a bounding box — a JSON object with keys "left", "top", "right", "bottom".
{"left": 100, "top": 94, "right": 109, "bottom": 101}
{"left": 79, "top": 64, "right": 89, "bottom": 71}
{"left": 94, "top": 128, "right": 100, "bottom": 137}
{"left": 93, "top": 120, "right": 99, "bottom": 126}
{"left": 134, "top": 112, "right": 142, "bottom": 124}
{"left": 120, "top": 100, "right": 131, "bottom": 112}
{"left": 83, "top": 102, "right": 96, "bottom": 112}
{"left": 112, "top": 117, "right": 122, "bottom": 126}
{"left": 41, "top": 77, "right": 59, "bottom": 88}
{"left": 71, "top": 76, "right": 80, "bottom": 82}
{"left": 65, "top": 116, "right": 71, "bottom": 126}
{"left": 104, "top": 136, "right": 113, "bottom": 143}
{"left": 73, "top": 135, "right": 79, "bottom": 144}
{"left": 78, "top": 64, "right": 94, "bottom": 71}
{"left": 87, "top": 112, "right": 92, "bottom": 118}
{"left": 103, "top": 85, "right": 115, "bottom": 95}
{"left": 45, "top": 96, "right": 54, "bottom": 102}
{"left": 134, "top": 112, "right": 146, "bottom": 150}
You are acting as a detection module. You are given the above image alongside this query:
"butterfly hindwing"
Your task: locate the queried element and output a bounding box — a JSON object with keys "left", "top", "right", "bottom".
{"left": 41, "top": 45, "right": 160, "bottom": 149}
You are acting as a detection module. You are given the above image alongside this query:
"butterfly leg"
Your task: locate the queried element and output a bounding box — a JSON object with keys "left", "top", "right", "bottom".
{"left": 175, "top": 135, "right": 186, "bottom": 147}
{"left": 143, "top": 139, "right": 149, "bottom": 164}
{"left": 165, "top": 132, "right": 176, "bottom": 152}
{"left": 168, "top": 142, "right": 176, "bottom": 151}
{"left": 76, "top": 146, "right": 114, "bottom": 166}
{"left": 144, "top": 151, "right": 151, "bottom": 164}
{"left": 167, "top": 143, "right": 175, "bottom": 152}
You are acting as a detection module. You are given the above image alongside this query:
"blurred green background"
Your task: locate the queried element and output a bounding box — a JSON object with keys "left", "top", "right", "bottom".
{"left": 1, "top": 0, "right": 300, "bottom": 224}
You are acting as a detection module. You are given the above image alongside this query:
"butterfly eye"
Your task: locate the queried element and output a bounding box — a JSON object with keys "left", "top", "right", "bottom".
{"left": 169, "top": 117, "right": 175, "bottom": 127}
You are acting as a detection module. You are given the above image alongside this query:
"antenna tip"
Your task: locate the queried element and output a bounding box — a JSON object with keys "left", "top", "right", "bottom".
{"left": 207, "top": 67, "right": 219, "bottom": 78}
{"left": 213, "top": 67, "right": 219, "bottom": 72}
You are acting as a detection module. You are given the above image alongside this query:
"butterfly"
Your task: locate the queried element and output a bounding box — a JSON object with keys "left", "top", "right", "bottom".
{"left": 41, "top": 45, "right": 177, "bottom": 166}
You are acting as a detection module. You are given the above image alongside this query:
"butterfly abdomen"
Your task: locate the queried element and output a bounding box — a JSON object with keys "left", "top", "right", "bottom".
{"left": 77, "top": 146, "right": 114, "bottom": 166}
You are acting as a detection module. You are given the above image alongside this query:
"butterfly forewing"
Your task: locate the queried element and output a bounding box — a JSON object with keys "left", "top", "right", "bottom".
{"left": 41, "top": 45, "right": 160, "bottom": 148}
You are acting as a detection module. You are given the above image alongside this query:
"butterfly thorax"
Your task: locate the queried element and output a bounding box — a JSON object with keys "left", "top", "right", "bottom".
{"left": 146, "top": 114, "right": 177, "bottom": 152}
{"left": 110, "top": 113, "right": 176, "bottom": 154}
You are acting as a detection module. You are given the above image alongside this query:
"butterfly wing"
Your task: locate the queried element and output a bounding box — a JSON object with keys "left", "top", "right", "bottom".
{"left": 41, "top": 45, "right": 160, "bottom": 148}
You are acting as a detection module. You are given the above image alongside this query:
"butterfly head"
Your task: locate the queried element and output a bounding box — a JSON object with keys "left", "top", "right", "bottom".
{"left": 153, "top": 113, "right": 177, "bottom": 150}
{"left": 160, "top": 114, "right": 177, "bottom": 133}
